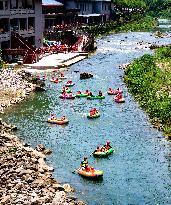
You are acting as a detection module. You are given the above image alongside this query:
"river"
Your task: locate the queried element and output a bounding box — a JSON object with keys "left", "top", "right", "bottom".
{"left": 2, "top": 20, "right": 171, "bottom": 205}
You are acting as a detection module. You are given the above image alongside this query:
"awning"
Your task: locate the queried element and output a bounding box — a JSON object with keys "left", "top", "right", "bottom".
{"left": 42, "top": 0, "right": 63, "bottom": 6}
{"left": 78, "top": 14, "right": 101, "bottom": 18}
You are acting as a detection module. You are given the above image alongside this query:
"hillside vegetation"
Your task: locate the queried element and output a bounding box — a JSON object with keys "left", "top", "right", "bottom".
{"left": 112, "top": 0, "right": 171, "bottom": 18}
{"left": 124, "top": 46, "right": 171, "bottom": 137}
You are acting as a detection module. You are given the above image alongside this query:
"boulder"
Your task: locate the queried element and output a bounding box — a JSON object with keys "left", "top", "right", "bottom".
{"left": 43, "top": 149, "right": 52, "bottom": 155}
{"left": 35, "top": 144, "right": 46, "bottom": 152}
{"left": 52, "top": 191, "right": 66, "bottom": 205}
{"left": 80, "top": 72, "right": 93, "bottom": 79}
{"left": 35, "top": 86, "right": 46, "bottom": 92}
{"left": 63, "top": 183, "right": 75, "bottom": 193}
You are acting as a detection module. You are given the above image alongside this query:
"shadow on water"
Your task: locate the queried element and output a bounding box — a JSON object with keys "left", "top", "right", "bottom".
{"left": 1, "top": 20, "right": 171, "bottom": 205}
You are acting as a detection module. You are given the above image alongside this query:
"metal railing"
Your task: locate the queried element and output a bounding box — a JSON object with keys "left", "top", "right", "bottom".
{"left": 0, "top": 32, "right": 10, "bottom": 42}
{"left": 10, "top": 8, "right": 35, "bottom": 15}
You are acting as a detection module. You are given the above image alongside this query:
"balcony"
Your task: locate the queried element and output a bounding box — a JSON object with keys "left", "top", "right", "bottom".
{"left": 0, "top": 32, "right": 10, "bottom": 42}
{"left": 28, "top": 28, "right": 35, "bottom": 35}
{"left": 18, "top": 29, "right": 35, "bottom": 36}
{"left": 0, "top": 10, "right": 10, "bottom": 16}
{"left": 10, "top": 9, "right": 35, "bottom": 15}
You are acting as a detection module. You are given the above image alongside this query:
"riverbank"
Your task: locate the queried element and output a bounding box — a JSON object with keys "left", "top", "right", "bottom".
{"left": 124, "top": 45, "right": 171, "bottom": 138}
{"left": 0, "top": 68, "right": 45, "bottom": 114}
{"left": 0, "top": 119, "right": 85, "bottom": 205}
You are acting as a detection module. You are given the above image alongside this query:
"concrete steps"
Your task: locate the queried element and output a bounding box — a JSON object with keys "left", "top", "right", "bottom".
{"left": 26, "top": 52, "right": 88, "bottom": 70}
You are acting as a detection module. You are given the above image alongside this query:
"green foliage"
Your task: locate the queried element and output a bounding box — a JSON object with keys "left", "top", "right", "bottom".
{"left": 144, "top": 0, "right": 171, "bottom": 17}
{"left": 112, "top": 0, "right": 146, "bottom": 8}
{"left": 124, "top": 50, "right": 171, "bottom": 135}
{"left": 81, "top": 16, "right": 155, "bottom": 37}
{"left": 155, "top": 46, "right": 171, "bottom": 59}
{"left": 115, "top": 16, "right": 155, "bottom": 32}
{"left": 112, "top": 0, "right": 171, "bottom": 17}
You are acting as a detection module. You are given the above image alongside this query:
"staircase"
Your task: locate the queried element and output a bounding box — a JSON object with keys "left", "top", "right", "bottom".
{"left": 3, "top": 32, "right": 37, "bottom": 64}
{"left": 11, "top": 32, "right": 36, "bottom": 51}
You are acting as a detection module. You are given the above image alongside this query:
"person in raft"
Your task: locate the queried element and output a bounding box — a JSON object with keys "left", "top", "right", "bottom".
{"left": 61, "top": 116, "right": 66, "bottom": 121}
{"left": 77, "top": 91, "right": 81, "bottom": 94}
{"left": 90, "top": 108, "right": 96, "bottom": 116}
{"left": 108, "top": 88, "right": 112, "bottom": 92}
{"left": 60, "top": 72, "right": 64, "bottom": 77}
{"left": 62, "top": 90, "right": 66, "bottom": 95}
{"left": 67, "top": 80, "right": 72, "bottom": 84}
{"left": 81, "top": 157, "right": 89, "bottom": 171}
{"left": 103, "top": 141, "right": 112, "bottom": 150}
{"left": 95, "top": 146, "right": 101, "bottom": 153}
{"left": 98, "top": 91, "right": 103, "bottom": 96}
{"left": 88, "top": 92, "right": 94, "bottom": 97}
{"left": 89, "top": 109, "right": 93, "bottom": 117}
{"left": 93, "top": 108, "right": 97, "bottom": 114}
{"left": 116, "top": 93, "right": 122, "bottom": 99}
{"left": 51, "top": 114, "right": 55, "bottom": 120}
{"left": 55, "top": 78, "right": 59, "bottom": 82}
{"left": 85, "top": 89, "right": 89, "bottom": 94}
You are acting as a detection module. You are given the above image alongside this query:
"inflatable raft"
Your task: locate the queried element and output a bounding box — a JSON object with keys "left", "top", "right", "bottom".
{"left": 77, "top": 167, "right": 103, "bottom": 178}
{"left": 93, "top": 148, "right": 114, "bottom": 157}
{"left": 87, "top": 112, "right": 100, "bottom": 119}
{"left": 114, "top": 96, "right": 125, "bottom": 103}
{"left": 65, "top": 82, "right": 75, "bottom": 87}
{"left": 87, "top": 95, "right": 105, "bottom": 100}
{"left": 60, "top": 88, "right": 71, "bottom": 93}
{"left": 59, "top": 94, "right": 75, "bottom": 99}
{"left": 51, "top": 79, "right": 62, "bottom": 83}
{"left": 76, "top": 93, "right": 88, "bottom": 97}
{"left": 47, "top": 118, "right": 69, "bottom": 125}
{"left": 107, "top": 88, "right": 123, "bottom": 95}
{"left": 59, "top": 76, "right": 67, "bottom": 80}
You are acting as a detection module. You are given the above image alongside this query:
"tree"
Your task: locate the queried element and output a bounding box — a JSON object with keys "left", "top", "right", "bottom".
{"left": 144, "top": 0, "right": 171, "bottom": 16}
{"left": 112, "top": 0, "right": 146, "bottom": 8}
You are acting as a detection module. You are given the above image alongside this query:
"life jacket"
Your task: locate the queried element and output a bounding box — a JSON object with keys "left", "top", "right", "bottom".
{"left": 81, "top": 160, "right": 88, "bottom": 168}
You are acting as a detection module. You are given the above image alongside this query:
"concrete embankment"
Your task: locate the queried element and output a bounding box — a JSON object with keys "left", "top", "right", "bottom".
{"left": 0, "top": 119, "right": 85, "bottom": 205}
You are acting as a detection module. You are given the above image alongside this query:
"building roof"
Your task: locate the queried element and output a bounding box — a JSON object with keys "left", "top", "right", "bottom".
{"left": 42, "top": 0, "right": 63, "bottom": 6}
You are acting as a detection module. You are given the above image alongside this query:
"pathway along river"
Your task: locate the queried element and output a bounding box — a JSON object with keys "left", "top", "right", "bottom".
{"left": 2, "top": 20, "right": 171, "bottom": 204}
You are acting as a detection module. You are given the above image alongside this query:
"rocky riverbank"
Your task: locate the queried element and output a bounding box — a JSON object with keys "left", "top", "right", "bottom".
{"left": 0, "top": 119, "right": 85, "bottom": 205}
{"left": 0, "top": 68, "right": 45, "bottom": 114}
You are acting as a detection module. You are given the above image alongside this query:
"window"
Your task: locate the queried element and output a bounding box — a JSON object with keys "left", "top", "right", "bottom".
{"left": 5, "top": 1, "right": 8, "bottom": 10}
{"left": 0, "top": 2, "right": 3, "bottom": 10}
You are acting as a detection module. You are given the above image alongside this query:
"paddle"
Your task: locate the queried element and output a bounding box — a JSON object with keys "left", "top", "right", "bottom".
{"left": 72, "top": 169, "right": 78, "bottom": 174}
{"left": 90, "top": 151, "right": 95, "bottom": 156}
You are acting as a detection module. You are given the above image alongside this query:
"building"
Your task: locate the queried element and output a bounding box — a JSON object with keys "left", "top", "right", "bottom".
{"left": 42, "top": 0, "right": 79, "bottom": 31}
{"left": 0, "top": 0, "right": 43, "bottom": 50}
{"left": 60, "top": 0, "right": 111, "bottom": 24}
{"left": 42, "top": 0, "right": 64, "bottom": 31}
